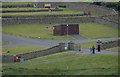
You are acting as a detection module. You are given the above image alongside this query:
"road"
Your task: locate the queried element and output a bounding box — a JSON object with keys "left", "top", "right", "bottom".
{"left": 2, "top": 33, "right": 120, "bottom": 48}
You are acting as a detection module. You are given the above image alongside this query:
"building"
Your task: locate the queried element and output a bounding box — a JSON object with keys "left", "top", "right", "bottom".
{"left": 53, "top": 24, "right": 79, "bottom": 36}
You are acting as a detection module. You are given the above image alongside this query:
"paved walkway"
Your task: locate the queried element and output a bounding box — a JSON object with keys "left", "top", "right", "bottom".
{"left": 2, "top": 33, "right": 120, "bottom": 48}
{"left": 69, "top": 35, "right": 88, "bottom": 40}
{"left": 74, "top": 48, "right": 120, "bottom": 54}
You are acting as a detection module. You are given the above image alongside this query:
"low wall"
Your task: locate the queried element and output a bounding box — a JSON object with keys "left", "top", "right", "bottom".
{"left": 101, "top": 40, "right": 120, "bottom": 50}
{"left": 2, "top": 14, "right": 84, "bottom": 18}
{"left": 2, "top": 55, "right": 15, "bottom": 63}
{"left": 2, "top": 42, "right": 65, "bottom": 63}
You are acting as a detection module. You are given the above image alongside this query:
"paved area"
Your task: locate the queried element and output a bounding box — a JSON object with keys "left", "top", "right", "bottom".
{"left": 74, "top": 48, "right": 120, "bottom": 54}
{"left": 69, "top": 35, "right": 88, "bottom": 40}
{"left": 2, "top": 33, "right": 120, "bottom": 48}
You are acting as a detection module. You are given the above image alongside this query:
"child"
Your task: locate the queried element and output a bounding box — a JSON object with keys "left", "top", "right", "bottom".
{"left": 89, "top": 47, "right": 92, "bottom": 55}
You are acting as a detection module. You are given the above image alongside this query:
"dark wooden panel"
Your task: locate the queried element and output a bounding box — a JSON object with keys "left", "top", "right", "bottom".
{"left": 53, "top": 24, "right": 79, "bottom": 36}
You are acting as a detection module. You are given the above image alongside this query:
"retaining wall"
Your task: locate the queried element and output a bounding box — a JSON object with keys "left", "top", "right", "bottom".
{"left": 2, "top": 14, "right": 84, "bottom": 18}
{"left": 2, "top": 15, "right": 118, "bottom": 28}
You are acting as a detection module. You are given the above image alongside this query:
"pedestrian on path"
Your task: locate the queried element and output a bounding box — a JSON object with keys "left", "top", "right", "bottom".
{"left": 89, "top": 47, "right": 92, "bottom": 55}
{"left": 92, "top": 45, "right": 95, "bottom": 54}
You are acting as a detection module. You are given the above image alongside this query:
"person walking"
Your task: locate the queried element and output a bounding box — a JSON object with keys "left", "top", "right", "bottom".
{"left": 92, "top": 45, "right": 95, "bottom": 54}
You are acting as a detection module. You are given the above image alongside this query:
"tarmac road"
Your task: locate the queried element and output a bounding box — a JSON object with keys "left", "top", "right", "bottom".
{"left": 2, "top": 33, "right": 120, "bottom": 47}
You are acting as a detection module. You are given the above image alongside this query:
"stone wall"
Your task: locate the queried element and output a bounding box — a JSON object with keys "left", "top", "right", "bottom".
{"left": 2, "top": 14, "right": 84, "bottom": 18}
{"left": 2, "top": 42, "right": 65, "bottom": 63}
{"left": 95, "top": 16, "right": 118, "bottom": 28}
{"left": 2, "top": 17, "right": 95, "bottom": 25}
{"left": 35, "top": 2, "right": 117, "bottom": 15}
{"left": 2, "top": 55, "right": 15, "bottom": 63}
{"left": 100, "top": 40, "right": 120, "bottom": 50}
{"left": 2, "top": 15, "right": 118, "bottom": 28}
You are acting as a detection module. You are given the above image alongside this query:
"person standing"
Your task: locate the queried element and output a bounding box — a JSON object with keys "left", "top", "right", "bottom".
{"left": 96, "top": 40, "right": 102, "bottom": 53}
{"left": 92, "top": 45, "right": 95, "bottom": 54}
{"left": 89, "top": 47, "right": 92, "bottom": 55}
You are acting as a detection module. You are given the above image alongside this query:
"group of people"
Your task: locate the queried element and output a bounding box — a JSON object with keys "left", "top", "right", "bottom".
{"left": 89, "top": 45, "right": 95, "bottom": 54}
{"left": 89, "top": 40, "right": 102, "bottom": 54}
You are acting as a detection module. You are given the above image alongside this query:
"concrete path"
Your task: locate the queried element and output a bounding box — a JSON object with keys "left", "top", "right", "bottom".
{"left": 2, "top": 33, "right": 120, "bottom": 48}
{"left": 69, "top": 35, "right": 88, "bottom": 40}
{"left": 74, "top": 48, "right": 120, "bottom": 54}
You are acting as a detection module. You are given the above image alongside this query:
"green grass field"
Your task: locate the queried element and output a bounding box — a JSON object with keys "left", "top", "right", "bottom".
{"left": 2, "top": 8, "right": 84, "bottom": 16}
{"left": 2, "top": 8, "right": 64, "bottom": 11}
{"left": 3, "top": 23, "right": 118, "bottom": 40}
{"left": 75, "top": 40, "right": 115, "bottom": 49}
{"left": 2, "top": 46, "right": 47, "bottom": 55}
{"left": 2, "top": 54, "right": 118, "bottom": 75}
{"left": 2, "top": 24, "right": 74, "bottom": 40}
{"left": 79, "top": 23, "right": 118, "bottom": 39}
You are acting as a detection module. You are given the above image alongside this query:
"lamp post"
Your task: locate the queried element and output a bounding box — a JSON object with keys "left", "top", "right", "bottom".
{"left": 67, "top": 24, "right": 68, "bottom": 49}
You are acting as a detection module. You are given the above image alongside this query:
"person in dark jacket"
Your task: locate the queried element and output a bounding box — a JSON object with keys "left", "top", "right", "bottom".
{"left": 96, "top": 40, "right": 102, "bottom": 53}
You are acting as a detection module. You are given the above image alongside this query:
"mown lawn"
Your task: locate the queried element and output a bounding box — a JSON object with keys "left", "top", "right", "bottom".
{"left": 2, "top": 23, "right": 118, "bottom": 40}
{"left": 2, "top": 54, "right": 118, "bottom": 75}
{"left": 79, "top": 23, "right": 118, "bottom": 39}
{"left": 2, "top": 45, "right": 47, "bottom": 55}
{"left": 2, "top": 8, "right": 83, "bottom": 16}
{"left": 2, "top": 8, "right": 64, "bottom": 11}
{"left": 2, "top": 24, "right": 74, "bottom": 40}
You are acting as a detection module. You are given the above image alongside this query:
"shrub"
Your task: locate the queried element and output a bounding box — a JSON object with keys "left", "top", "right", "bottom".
{"left": 59, "top": 4, "right": 66, "bottom": 8}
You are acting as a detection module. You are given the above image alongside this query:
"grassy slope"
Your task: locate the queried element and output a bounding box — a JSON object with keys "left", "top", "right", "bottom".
{"left": 2, "top": 24, "right": 74, "bottom": 40}
{"left": 2, "top": 54, "right": 118, "bottom": 75}
{"left": 2, "top": 46, "right": 47, "bottom": 55}
{"left": 3, "top": 23, "right": 118, "bottom": 39}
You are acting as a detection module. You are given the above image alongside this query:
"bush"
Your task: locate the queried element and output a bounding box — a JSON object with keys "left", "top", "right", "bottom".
{"left": 59, "top": 4, "right": 66, "bottom": 8}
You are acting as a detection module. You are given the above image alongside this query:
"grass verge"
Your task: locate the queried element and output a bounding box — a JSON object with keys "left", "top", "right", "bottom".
{"left": 2, "top": 54, "right": 118, "bottom": 75}
{"left": 2, "top": 45, "right": 47, "bottom": 55}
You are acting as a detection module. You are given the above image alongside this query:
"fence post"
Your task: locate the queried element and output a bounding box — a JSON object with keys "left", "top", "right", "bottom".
{"left": 68, "top": 41, "right": 74, "bottom": 50}
{"left": 59, "top": 42, "right": 65, "bottom": 52}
